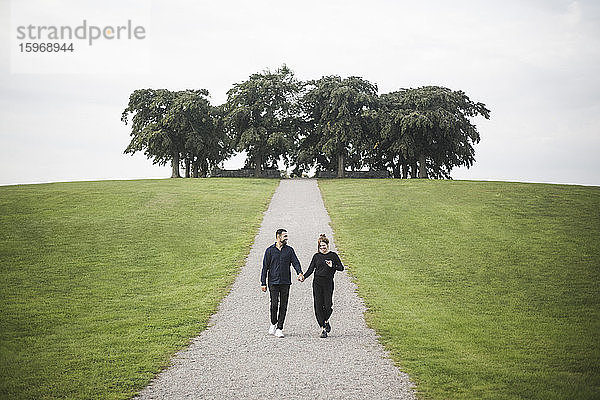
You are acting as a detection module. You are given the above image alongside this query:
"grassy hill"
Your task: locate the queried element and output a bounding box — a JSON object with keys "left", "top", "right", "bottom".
{"left": 319, "top": 179, "right": 600, "bottom": 400}
{"left": 2, "top": 178, "right": 598, "bottom": 399}
{"left": 0, "top": 178, "right": 278, "bottom": 400}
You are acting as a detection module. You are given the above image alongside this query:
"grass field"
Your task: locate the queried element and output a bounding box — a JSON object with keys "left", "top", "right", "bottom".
{"left": 0, "top": 178, "right": 278, "bottom": 400}
{"left": 319, "top": 179, "right": 600, "bottom": 400}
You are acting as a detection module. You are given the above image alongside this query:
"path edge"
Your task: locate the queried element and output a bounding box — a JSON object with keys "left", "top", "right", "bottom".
{"left": 315, "top": 178, "right": 419, "bottom": 395}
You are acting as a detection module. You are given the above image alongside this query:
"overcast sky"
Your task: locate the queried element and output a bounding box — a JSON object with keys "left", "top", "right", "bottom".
{"left": 1, "top": 0, "right": 599, "bottom": 186}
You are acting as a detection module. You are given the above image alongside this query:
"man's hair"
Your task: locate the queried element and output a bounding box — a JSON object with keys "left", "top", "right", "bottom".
{"left": 276, "top": 228, "right": 287, "bottom": 237}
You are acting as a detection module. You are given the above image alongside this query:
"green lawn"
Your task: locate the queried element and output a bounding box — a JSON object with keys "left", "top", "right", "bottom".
{"left": 0, "top": 178, "right": 278, "bottom": 400}
{"left": 319, "top": 179, "right": 600, "bottom": 400}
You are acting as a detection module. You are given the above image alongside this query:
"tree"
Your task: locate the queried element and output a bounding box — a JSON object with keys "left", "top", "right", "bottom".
{"left": 122, "top": 89, "right": 227, "bottom": 178}
{"left": 172, "top": 92, "right": 230, "bottom": 178}
{"left": 224, "top": 65, "right": 302, "bottom": 177}
{"left": 122, "top": 89, "right": 184, "bottom": 177}
{"left": 376, "top": 86, "right": 490, "bottom": 179}
{"left": 298, "top": 75, "right": 378, "bottom": 177}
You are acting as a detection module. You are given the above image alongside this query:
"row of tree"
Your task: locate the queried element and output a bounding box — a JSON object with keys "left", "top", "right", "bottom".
{"left": 122, "top": 65, "right": 490, "bottom": 178}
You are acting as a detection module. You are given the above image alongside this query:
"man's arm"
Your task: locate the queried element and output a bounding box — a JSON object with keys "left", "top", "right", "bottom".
{"left": 291, "top": 248, "right": 303, "bottom": 280}
{"left": 261, "top": 247, "right": 270, "bottom": 287}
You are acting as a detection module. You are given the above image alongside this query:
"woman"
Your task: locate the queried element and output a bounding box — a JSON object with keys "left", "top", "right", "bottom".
{"left": 303, "top": 234, "right": 344, "bottom": 338}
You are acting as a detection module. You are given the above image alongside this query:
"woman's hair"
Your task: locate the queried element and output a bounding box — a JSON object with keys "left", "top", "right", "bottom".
{"left": 318, "top": 233, "right": 329, "bottom": 250}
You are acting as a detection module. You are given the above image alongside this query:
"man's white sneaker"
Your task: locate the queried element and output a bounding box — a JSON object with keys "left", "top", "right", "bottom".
{"left": 268, "top": 324, "right": 277, "bottom": 335}
{"left": 274, "top": 329, "right": 284, "bottom": 338}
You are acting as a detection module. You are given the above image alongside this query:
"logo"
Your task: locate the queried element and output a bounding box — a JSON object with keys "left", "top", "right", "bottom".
{"left": 10, "top": 0, "right": 152, "bottom": 74}
{"left": 16, "top": 19, "right": 146, "bottom": 46}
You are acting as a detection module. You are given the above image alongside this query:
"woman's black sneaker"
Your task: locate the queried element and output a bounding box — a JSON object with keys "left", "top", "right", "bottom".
{"left": 320, "top": 329, "right": 328, "bottom": 338}
{"left": 324, "top": 321, "right": 331, "bottom": 333}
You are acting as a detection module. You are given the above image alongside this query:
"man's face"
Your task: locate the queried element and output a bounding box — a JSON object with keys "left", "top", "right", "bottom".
{"left": 278, "top": 232, "right": 288, "bottom": 245}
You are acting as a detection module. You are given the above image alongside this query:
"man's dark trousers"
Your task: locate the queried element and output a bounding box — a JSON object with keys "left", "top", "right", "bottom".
{"left": 269, "top": 284, "right": 290, "bottom": 330}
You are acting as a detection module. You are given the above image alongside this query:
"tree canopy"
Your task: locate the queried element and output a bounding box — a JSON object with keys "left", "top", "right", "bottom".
{"left": 123, "top": 68, "right": 490, "bottom": 179}
{"left": 368, "top": 86, "right": 490, "bottom": 178}
{"left": 224, "top": 65, "right": 302, "bottom": 177}
{"left": 122, "top": 89, "right": 181, "bottom": 177}
{"left": 297, "top": 76, "right": 378, "bottom": 178}
{"left": 122, "top": 89, "right": 228, "bottom": 178}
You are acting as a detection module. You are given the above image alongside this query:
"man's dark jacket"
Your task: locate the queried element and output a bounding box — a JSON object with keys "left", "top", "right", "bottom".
{"left": 261, "top": 243, "right": 302, "bottom": 285}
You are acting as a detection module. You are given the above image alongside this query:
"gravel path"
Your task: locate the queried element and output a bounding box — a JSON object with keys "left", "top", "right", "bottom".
{"left": 134, "top": 179, "right": 416, "bottom": 399}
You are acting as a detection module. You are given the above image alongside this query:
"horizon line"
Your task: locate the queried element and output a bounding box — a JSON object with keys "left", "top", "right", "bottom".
{"left": 0, "top": 176, "right": 598, "bottom": 188}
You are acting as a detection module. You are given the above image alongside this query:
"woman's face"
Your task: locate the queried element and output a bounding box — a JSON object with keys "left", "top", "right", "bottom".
{"left": 319, "top": 241, "right": 328, "bottom": 254}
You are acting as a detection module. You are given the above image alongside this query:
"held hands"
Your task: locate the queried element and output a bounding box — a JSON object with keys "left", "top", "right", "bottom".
{"left": 261, "top": 285, "right": 267, "bottom": 292}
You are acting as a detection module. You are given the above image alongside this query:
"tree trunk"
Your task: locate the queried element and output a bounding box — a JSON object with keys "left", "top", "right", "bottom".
{"left": 418, "top": 154, "right": 428, "bottom": 179}
{"left": 337, "top": 152, "right": 345, "bottom": 178}
{"left": 402, "top": 163, "right": 409, "bottom": 179}
{"left": 192, "top": 158, "right": 199, "bottom": 178}
{"left": 390, "top": 162, "right": 399, "bottom": 178}
{"left": 411, "top": 163, "right": 418, "bottom": 178}
{"left": 171, "top": 153, "right": 181, "bottom": 178}
{"left": 185, "top": 157, "right": 191, "bottom": 178}
{"left": 254, "top": 153, "right": 262, "bottom": 177}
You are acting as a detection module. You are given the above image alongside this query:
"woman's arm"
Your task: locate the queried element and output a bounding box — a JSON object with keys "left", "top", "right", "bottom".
{"left": 334, "top": 253, "right": 344, "bottom": 271}
{"left": 304, "top": 254, "right": 317, "bottom": 278}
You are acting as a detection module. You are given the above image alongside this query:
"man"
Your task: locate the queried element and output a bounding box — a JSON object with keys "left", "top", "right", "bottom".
{"left": 261, "top": 228, "right": 304, "bottom": 338}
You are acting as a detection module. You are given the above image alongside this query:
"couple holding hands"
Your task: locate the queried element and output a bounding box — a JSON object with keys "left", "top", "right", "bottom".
{"left": 260, "top": 229, "right": 344, "bottom": 339}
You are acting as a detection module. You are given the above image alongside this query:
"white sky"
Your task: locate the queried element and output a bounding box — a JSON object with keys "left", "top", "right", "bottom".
{"left": 1, "top": 0, "right": 599, "bottom": 186}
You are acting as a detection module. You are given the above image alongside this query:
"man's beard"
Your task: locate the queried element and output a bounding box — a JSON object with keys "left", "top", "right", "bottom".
{"left": 282, "top": 239, "right": 288, "bottom": 245}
